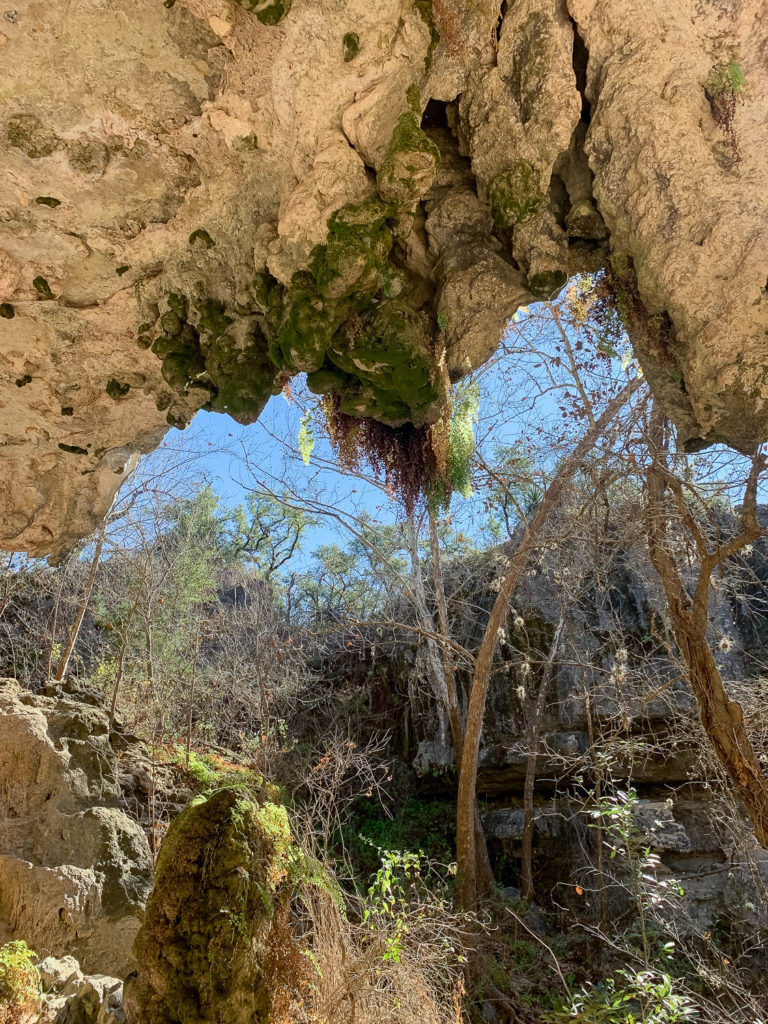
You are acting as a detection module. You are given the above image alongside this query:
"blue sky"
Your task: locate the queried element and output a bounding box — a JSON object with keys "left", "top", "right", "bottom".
{"left": 130, "top": 297, "right": 761, "bottom": 571}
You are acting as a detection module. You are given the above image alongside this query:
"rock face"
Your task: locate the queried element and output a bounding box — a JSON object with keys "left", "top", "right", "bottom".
{"left": 0, "top": 680, "right": 153, "bottom": 977}
{"left": 123, "top": 787, "right": 293, "bottom": 1024}
{"left": 1, "top": 0, "right": 767, "bottom": 555}
{"left": 39, "top": 956, "right": 126, "bottom": 1024}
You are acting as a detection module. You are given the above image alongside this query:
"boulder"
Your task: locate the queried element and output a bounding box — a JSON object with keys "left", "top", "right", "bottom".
{"left": 124, "top": 787, "right": 294, "bottom": 1024}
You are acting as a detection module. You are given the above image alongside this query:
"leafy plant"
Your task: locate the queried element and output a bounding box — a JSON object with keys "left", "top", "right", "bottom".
{"left": 543, "top": 968, "right": 698, "bottom": 1024}
{"left": 0, "top": 941, "right": 40, "bottom": 1024}
{"left": 298, "top": 409, "right": 315, "bottom": 466}
{"left": 361, "top": 844, "right": 462, "bottom": 967}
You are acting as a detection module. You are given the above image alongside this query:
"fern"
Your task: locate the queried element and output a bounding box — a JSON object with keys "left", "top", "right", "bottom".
{"left": 298, "top": 410, "right": 315, "bottom": 466}
{"left": 447, "top": 382, "right": 480, "bottom": 500}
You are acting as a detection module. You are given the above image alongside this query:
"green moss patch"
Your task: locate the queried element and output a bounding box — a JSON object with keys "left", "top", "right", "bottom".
{"left": 414, "top": 0, "right": 439, "bottom": 71}
{"left": 15, "top": 375, "right": 31, "bottom": 388}
{"left": 0, "top": 303, "right": 14, "bottom": 319}
{"left": 377, "top": 110, "right": 441, "bottom": 208}
{"left": 6, "top": 115, "right": 57, "bottom": 158}
{"left": 343, "top": 31, "right": 360, "bottom": 62}
{"left": 189, "top": 228, "right": 216, "bottom": 249}
{"left": 235, "top": 0, "right": 292, "bottom": 25}
{"left": 35, "top": 196, "right": 61, "bottom": 208}
{"left": 58, "top": 443, "right": 88, "bottom": 455}
{"left": 488, "top": 162, "right": 543, "bottom": 228}
{"left": 32, "top": 276, "right": 54, "bottom": 299}
{"left": 106, "top": 379, "right": 131, "bottom": 400}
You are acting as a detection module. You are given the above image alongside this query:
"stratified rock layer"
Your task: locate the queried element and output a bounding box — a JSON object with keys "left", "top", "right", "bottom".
{"left": 0, "top": 680, "right": 152, "bottom": 977}
{"left": 1, "top": 0, "right": 766, "bottom": 555}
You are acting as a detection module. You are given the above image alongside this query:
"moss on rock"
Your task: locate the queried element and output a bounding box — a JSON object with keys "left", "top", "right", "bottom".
{"left": 325, "top": 301, "right": 440, "bottom": 425}
{"left": 33, "top": 276, "right": 54, "bottom": 299}
{"left": 106, "top": 379, "right": 131, "bottom": 400}
{"left": 312, "top": 198, "right": 395, "bottom": 301}
{"left": 66, "top": 137, "right": 110, "bottom": 176}
{"left": 6, "top": 115, "right": 58, "bottom": 158}
{"left": 235, "top": 0, "right": 292, "bottom": 25}
{"left": 124, "top": 787, "right": 293, "bottom": 1024}
{"left": 487, "top": 162, "right": 543, "bottom": 228}
{"left": 377, "top": 110, "right": 441, "bottom": 208}
{"left": 343, "top": 31, "right": 360, "bottom": 62}
{"left": 204, "top": 325, "right": 278, "bottom": 424}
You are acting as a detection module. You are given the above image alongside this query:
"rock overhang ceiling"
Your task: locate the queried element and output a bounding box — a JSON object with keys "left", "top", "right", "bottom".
{"left": 0, "top": 0, "right": 766, "bottom": 557}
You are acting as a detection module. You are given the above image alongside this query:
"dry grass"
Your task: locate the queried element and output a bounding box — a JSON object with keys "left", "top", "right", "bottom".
{"left": 265, "top": 882, "right": 468, "bottom": 1024}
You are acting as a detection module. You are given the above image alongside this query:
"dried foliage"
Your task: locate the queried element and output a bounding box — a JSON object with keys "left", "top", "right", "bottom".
{"left": 322, "top": 394, "right": 439, "bottom": 515}
{"left": 267, "top": 875, "right": 468, "bottom": 1024}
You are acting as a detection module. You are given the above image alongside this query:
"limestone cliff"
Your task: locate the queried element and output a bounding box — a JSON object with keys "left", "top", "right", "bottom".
{"left": 1, "top": 0, "right": 766, "bottom": 556}
{"left": 0, "top": 679, "right": 153, "bottom": 977}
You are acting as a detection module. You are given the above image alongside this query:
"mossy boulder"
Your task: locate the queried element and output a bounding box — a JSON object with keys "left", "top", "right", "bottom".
{"left": 124, "top": 787, "right": 294, "bottom": 1024}
{"left": 487, "top": 162, "right": 543, "bottom": 228}
{"left": 377, "top": 110, "right": 441, "bottom": 208}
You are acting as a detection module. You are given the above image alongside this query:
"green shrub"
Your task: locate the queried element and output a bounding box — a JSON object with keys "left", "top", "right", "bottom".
{"left": 543, "top": 968, "right": 697, "bottom": 1024}
{"left": 0, "top": 941, "right": 40, "bottom": 1024}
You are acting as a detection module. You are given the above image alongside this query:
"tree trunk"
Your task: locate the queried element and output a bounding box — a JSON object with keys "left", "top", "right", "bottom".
{"left": 54, "top": 516, "right": 108, "bottom": 681}
{"left": 456, "top": 379, "right": 639, "bottom": 910}
{"left": 521, "top": 616, "right": 564, "bottom": 903}
{"left": 645, "top": 417, "right": 768, "bottom": 847}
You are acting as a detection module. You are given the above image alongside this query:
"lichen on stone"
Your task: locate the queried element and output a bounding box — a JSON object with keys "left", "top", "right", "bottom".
{"left": 487, "top": 162, "right": 543, "bottom": 228}
{"left": 66, "top": 137, "right": 110, "bottom": 176}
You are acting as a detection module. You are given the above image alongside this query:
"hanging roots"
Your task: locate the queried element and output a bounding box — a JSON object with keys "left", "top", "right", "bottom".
{"left": 322, "top": 394, "right": 439, "bottom": 516}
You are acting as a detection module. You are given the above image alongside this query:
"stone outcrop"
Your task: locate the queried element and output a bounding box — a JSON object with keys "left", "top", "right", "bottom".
{"left": 0, "top": 680, "right": 153, "bottom": 977}
{"left": 1, "top": 0, "right": 767, "bottom": 555}
{"left": 123, "top": 787, "right": 294, "bottom": 1024}
{"left": 38, "top": 956, "right": 126, "bottom": 1024}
